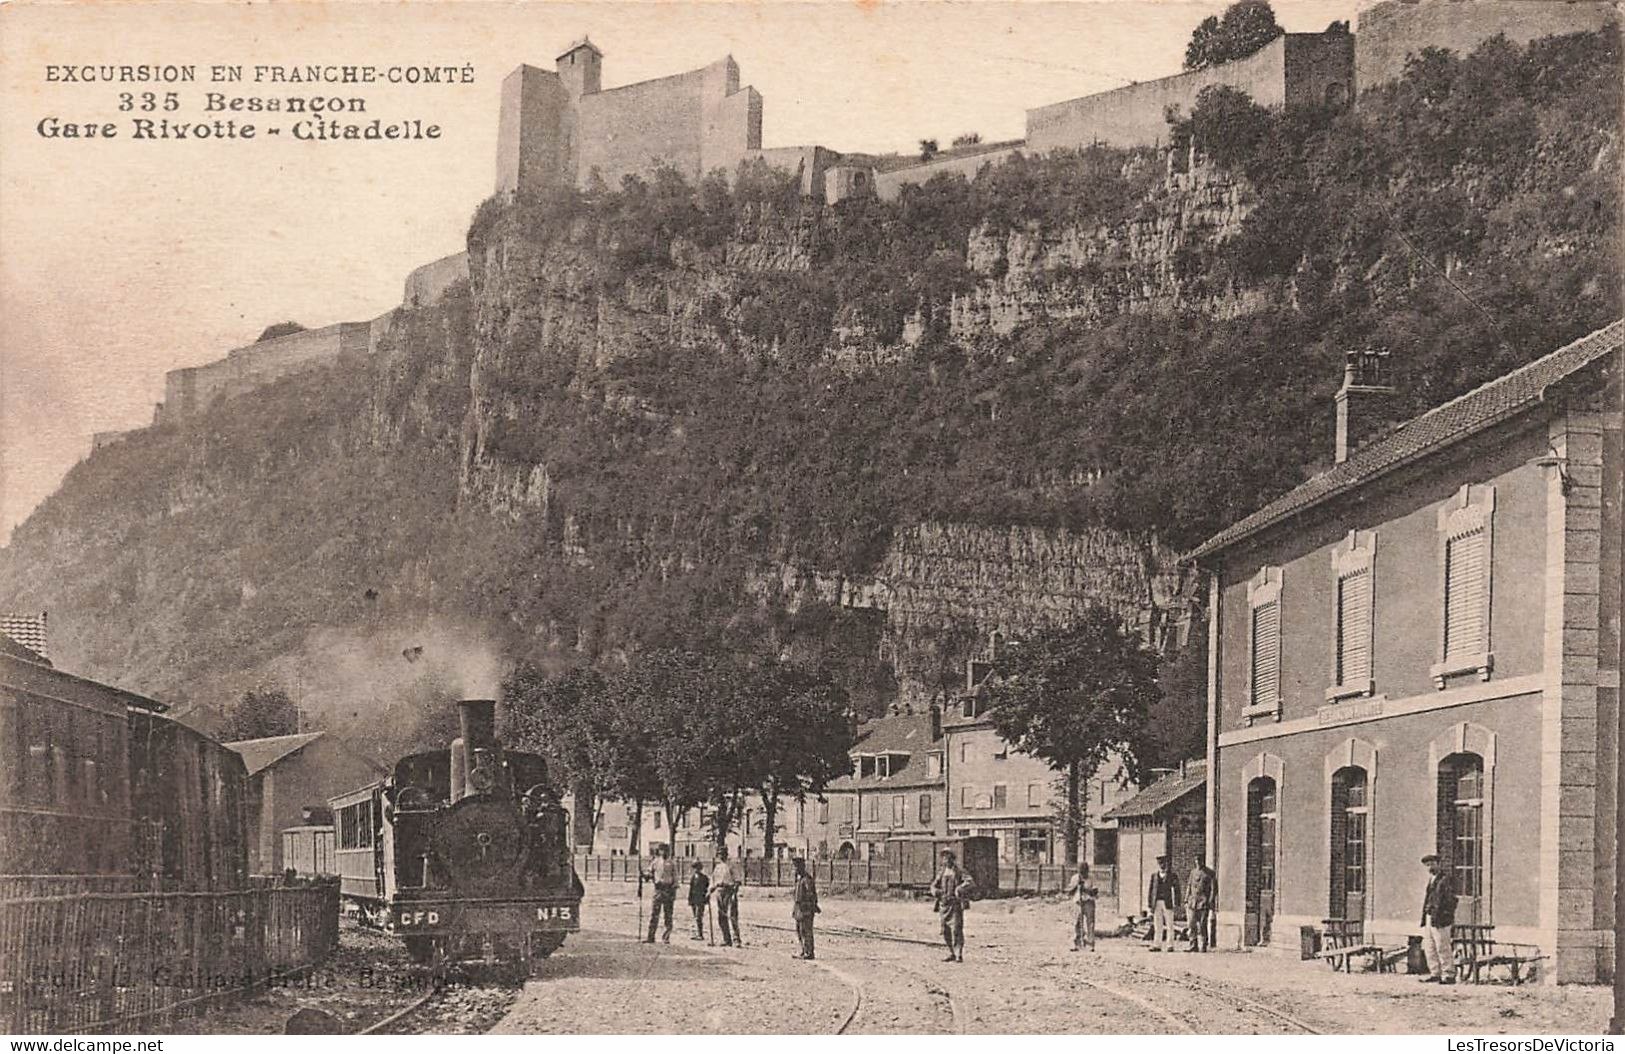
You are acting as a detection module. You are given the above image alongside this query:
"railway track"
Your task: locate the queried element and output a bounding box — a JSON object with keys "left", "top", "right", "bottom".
{"left": 748, "top": 917, "right": 1320, "bottom": 1036}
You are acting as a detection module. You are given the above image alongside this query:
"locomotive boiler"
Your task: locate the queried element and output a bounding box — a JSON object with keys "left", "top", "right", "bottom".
{"left": 329, "top": 698, "right": 582, "bottom": 970}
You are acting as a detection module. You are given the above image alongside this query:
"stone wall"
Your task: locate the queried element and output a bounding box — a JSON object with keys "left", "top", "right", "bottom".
{"left": 403, "top": 252, "right": 469, "bottom": 307}
{"left": 1025, "top": 33, "right": 1352, "bottom": 153}
{"left": 744, "top": 145, "right": 837, "bottom": 201}
{"left": 576, "top": 58, "right": 760, "bottom": 189}
{"left": 1355, "top": 0, "right": 1616, "bottom": 91}
{"left": 161, "top": 322, "right": 371, "bottom": 421}
{"left": 495, "top": 65, "right": 570, "bottom": 196}
{"left": 873, "top": 145, "right": 1025, "bottom": 202}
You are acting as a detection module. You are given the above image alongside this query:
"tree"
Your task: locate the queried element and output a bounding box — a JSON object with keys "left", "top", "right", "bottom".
{"left": 951, "top": 132, "right": 982, "bottom": 149}
{"left": 222, "top": 688, "right": 300, "bottom": 740}
{"left": 1184, "top": 0, "right": 1283, "bottom": 70}
{"left": 255, "top": 321, "right": 307, "bottom": 342}
{"left": 505, "top": 663, "right": 615, "bottom": 848}
{"left": 978, "top": 608, "right": 1162, "bottom": 863}
{"left": 919, "top": 138, "right": 940, "bottom": 162}
{"left": 738, "top": 662, "right": 853, "bottom": 859}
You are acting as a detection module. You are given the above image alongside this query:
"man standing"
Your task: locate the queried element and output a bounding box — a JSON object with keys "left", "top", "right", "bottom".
{"left": 1420, "top": 853, "right": 1458, "bottom": 984}
{"left": 930, "top": 850, "right": 974, "bottom": 962}
{"left": 711, "top": 846, "right": 743, "bottom": 947}
{"left": 642, "top": 843, "right": 678, "bottom": 944}
{"left": 687, "top": 861, "right": 711, "bottom": 941}
{"left": 1186, "top": 854, "right": 1217, "bottom": 952}
{"left": 1147, "top": 854, "right": 1181, "bottom": 952}
{"left": 1065, "top": 861, "right": 1099, "bottom": 951}
{"left": 791, "top": 857, "right": 819, "bottom": 960}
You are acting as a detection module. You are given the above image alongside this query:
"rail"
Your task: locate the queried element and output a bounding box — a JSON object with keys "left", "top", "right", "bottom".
{"left": 0, "top": 877, "right": 340, "bottom": 1033}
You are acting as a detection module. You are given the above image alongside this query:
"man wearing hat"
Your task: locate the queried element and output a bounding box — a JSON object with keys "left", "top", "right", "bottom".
{"left": 1419, "top": 854, "right": 1458, "bottom": 984}
{"left": 1147, "top": 854, "right": 1182, "bottom": 953}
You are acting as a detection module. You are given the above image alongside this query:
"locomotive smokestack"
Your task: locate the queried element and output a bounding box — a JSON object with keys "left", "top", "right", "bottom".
{"left": 459, "top": 699, "right": 497, "bottom": 753}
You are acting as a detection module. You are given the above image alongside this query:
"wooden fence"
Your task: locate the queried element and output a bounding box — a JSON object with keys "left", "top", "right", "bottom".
{"left": 572, "top": 854, "right": 1116, "bottom": 896}
{"left": 1, "top": 878, "right": 340, "bottom": 1034}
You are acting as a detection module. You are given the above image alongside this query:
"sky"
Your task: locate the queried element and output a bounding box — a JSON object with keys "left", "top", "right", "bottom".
{"left": 0, "top": 0, "right": 1364, "bottom": 543}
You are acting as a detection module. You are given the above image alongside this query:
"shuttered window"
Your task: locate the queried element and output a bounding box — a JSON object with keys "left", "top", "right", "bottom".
{"left": 1336, "top": 568, "right": 1373, "bottom": 687}
{"left": 1444, "top": 528, "right": 1487, "bottom": 661}
{"left": 1250, "top": 600, "right": 1281, "bottom": 710}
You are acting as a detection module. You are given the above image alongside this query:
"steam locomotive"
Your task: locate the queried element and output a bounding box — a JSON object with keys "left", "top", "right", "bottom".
{"left": 328, "top": 699, "right": 583, "bottom": 970}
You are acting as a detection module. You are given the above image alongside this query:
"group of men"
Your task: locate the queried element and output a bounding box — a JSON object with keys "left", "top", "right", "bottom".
{"left": 639, "top": 843, "right": 746, "bottom": 948}
{"left": 1142, "top": 853, "right": 1219, "bottom": 953}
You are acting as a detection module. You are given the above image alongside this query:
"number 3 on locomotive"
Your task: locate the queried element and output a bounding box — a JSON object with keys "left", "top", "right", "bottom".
{"left": 536, "top": 905, "right": 573, "bottom": 921}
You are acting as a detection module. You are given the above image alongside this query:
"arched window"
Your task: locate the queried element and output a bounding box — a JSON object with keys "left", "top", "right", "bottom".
{"left": 1329, "top": 767, "right": 1369, "bottom": 919}
{"left": 1438, "top": 752, "right": 1486, "bottom": 908}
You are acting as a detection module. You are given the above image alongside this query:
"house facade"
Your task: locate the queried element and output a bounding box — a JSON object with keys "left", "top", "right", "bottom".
{"left": 226, "top": 731, "right": 387, "bottom": 875}
{"left": 946, "top": 655, "right": 1137, "bottom": 865}
{"left": 1190, "top": 323, "right": 1622, "bottom": 982}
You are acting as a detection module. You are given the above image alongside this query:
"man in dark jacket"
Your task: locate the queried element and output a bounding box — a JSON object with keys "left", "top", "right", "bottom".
{"left": 687, "top": 861, "right": 711, "bottom": 941}
{"left": 1186, "top": 854, "right": 1217, "bottom": 952}
{"left": 1420, "top": 853, "right": 1458, "bottom": 984}
{"left": 1147, "top": 855, "right": 1181, "bottom": 952}
{"left": 791, "top": 857, "right": 819, "bottom": 960}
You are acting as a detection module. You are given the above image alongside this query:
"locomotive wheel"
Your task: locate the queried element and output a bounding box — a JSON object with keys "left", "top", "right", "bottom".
{"left": 403, "top": 936, "right": 436, "bottom": 965}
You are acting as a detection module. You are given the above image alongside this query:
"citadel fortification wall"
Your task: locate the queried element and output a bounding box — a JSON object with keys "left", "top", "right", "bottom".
{"left": 576, "top": 58, "right": 760, "bottom": 189}
{"left": 1355, "top": 0, "right": 1616, "bottom": 89}
{"left": 1026, "top": 33, "right": 1353, "bottom": 153}
{"left": 745, "top": 145, "right": 838, "bottom": 199}
{"left": 495, "top": 65, "right": 571, "bottom": 197}
{"left": 404, "top": 252, "right": 469, "bottom": 307}
{"left": 161, "top": 322, "right": 371, "bottom": 420}
{"left": 874, "top": 145, "right": 1025, "bottom": 201}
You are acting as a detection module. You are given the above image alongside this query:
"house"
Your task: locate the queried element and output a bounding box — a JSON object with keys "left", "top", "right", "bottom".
{"left": 1104, "top": 760, "right": 1206, "bottom": 917}
{"left": 827, "top": 705, "right": 946, "bottom": 859}
{"left": 1188, "top": 322, "right": 1621, "bottom": 981}
{"left": 947, "top": 650, "right": 1136, "bottom": 865}
{"left": 226, "top": 731, "right": 387, "bottom": 875}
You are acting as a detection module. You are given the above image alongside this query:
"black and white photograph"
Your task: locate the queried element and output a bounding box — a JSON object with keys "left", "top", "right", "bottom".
{"left": 0, "top": 0, "right": 1620, "bottom": 1039}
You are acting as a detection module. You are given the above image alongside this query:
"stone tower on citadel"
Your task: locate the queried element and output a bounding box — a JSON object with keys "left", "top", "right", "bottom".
{"left": 496, "top": 39, "right": 771, "bottom": 196}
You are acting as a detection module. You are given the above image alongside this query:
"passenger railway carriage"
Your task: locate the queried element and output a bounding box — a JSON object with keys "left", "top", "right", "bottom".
{"left": 0, "top": 639, "right": 249, "bottom": 888}
{"left": 327, "top": 698, "right": 583, "bottom": 969}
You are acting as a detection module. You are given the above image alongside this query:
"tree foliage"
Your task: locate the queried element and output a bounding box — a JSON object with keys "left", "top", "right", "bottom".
{"left": 255, "top": 321, "right": 307, "bottom": 342}
{"left": 979, "top": 609, "right": 1161, "bottom": 861}
{"left": 221, "top": 687, "right": 300, "bottom": 740}
{"left": 1184, "top": 0, "right": 1284, "bottom": 71}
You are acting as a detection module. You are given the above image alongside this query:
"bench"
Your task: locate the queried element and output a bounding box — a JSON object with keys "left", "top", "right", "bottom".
{"left": 1314, "top": 918, "right": 1386, "bottom": 972}
{"left": 1452, "top": 924, "right": 1547, "bottom": 985}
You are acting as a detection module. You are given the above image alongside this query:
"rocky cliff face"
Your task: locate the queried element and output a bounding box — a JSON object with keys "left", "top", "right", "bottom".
{"left": 949, "top": 162, "right": 1259, "bottom": 341}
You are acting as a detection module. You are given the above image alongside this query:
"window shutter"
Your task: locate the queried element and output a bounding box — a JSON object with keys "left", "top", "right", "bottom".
{"left": 1444, "top": 528, "right": 1487, "bottom": 660}
{"left": 1251, "top": 601, "right": 1281, "bottom": 709}
{"left": 1337, "top": 569, "right": 1372, "bottom": 685}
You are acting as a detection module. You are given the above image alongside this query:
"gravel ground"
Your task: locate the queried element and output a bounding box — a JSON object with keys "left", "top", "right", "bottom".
{"left": 531, "top": 880, "right": 1613, "bottom": 1036}
{"left": 179, "top": 920, "right": 520, "bottom": 1035}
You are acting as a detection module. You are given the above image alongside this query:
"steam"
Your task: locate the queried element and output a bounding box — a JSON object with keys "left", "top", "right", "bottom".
{"left": 266, "top": 617, "right": 509, "bottom": 757}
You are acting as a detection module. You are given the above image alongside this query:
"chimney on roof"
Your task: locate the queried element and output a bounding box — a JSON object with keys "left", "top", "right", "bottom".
{"left": 1150, "top": 767, "right": 1176, "bottom": 783}
{"left": 928, "top": 700, "right": 942, "bottom": 741}
{"left": 1335, "top": 349, "right": 1398, "bottom": 464}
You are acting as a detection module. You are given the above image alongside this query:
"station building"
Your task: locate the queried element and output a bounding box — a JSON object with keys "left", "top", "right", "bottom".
{"left": 1189, "top": 321, "right": 1622, "bottom": 982}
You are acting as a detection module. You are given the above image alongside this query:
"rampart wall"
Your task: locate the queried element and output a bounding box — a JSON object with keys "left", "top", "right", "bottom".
{"left": 1025, "top": 33, "right": 1352, "bottom": 153}
{"left": 1355, "top": 0, "right": 1616, "bottom": 89}
{"left": 576, "top": 58, "right": 760, "bottom": 189}
{"left": 874, "top": 145, "right": 1025, "bottom": 201}
{"left": 161, "top": 322, "right": 370, "bottom": 421}
{"left": 744, "top": 145, "right": 838, "bottom": 200}
{"left": 404, "top": 252, "right": 469, "bottom": 306}
{"left": 495, "top": 65, "right": 571, "bottom": 196}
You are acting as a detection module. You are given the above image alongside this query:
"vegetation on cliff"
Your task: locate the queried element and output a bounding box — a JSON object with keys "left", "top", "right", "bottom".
{"left": 0, "top": 29, "right": 1615, "bottom": 749}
